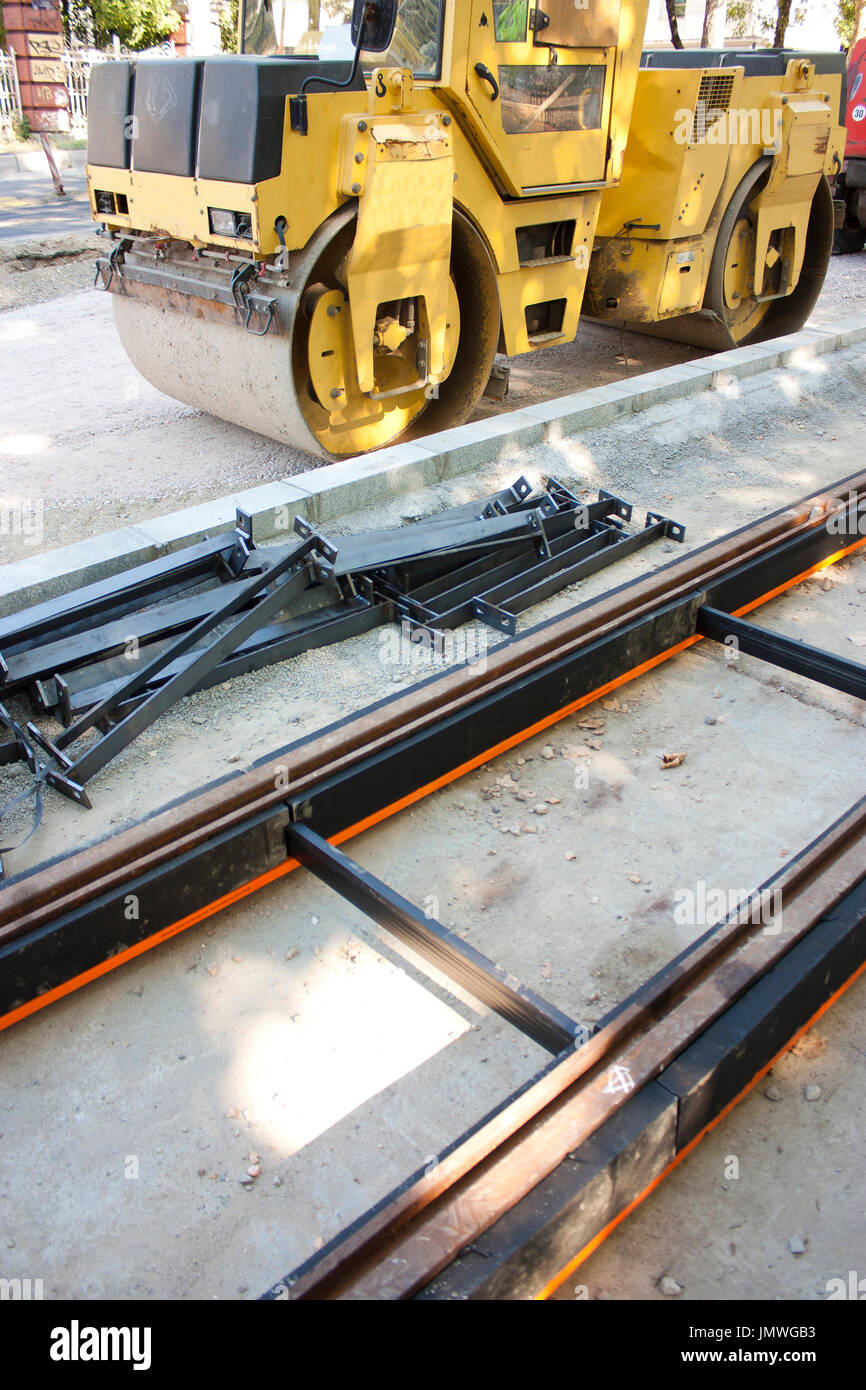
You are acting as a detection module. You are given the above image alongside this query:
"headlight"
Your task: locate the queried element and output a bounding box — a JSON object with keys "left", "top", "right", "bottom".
{"left": 208, "top": 208, "right": 253, "bottom": 239}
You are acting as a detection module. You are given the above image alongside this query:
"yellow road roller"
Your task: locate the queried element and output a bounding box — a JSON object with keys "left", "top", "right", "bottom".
{"left": 85, "top": 0, "right": 846, "bottom": 458}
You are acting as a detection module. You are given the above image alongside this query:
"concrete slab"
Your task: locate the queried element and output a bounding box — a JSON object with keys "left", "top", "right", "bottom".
{"left": 1, "top": 337, "right": 866, "bottom": 1303}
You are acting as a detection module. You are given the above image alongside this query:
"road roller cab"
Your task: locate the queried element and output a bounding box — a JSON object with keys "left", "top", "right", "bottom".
{"left": 85, "top": 0, "right": 845, "bottom": 459}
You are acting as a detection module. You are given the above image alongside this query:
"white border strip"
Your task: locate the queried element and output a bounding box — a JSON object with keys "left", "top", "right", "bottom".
{"left": 2, "top": 318, "right": 864, "bottom": 618}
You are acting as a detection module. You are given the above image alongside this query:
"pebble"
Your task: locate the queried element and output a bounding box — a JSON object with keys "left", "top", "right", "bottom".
{"left": 764, "top": 1085, "right": 782, "bottom": 1102}
{"left": 565, "top": 851, "right": 576, "bottom": 861}
{"left": 226, "top": 753, "right": 240, "bottom": 763}
{"left": 704, "top": 715, "right": 717, "bottom": 725}
{"left": 660, "top": 1275, "right": 683, "bottom": 1296}
{"left": 542, "top": 746, "right": 554, "bottom": 760}
{"left": 788, "top": 1235, "right": 806, "bottom": 1256}
{"left": 285, "top": 948, "right": 299, "bottom": 961}
{"left": 533, "top": 804, "right": 549, "bottom": 816}
{"left": 804, "top": 1085, "right": 822, "bottom": 1101}
{"left": 247, "top": 1164, "right": 261, "bottom": 1179}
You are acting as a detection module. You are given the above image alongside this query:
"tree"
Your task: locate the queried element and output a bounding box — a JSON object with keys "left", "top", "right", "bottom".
{"left": 218, "top": 0, "right": 239, "bottom": 51}
{"left": 773, "top": 0, "right": 792, "bottom": 45}
{"left": 837, "top": 0, "right": 866, "bottom": 46}
{"left": 726, "top": 1, "right": 804, "bottom": 44}
{"left": 701, "top": 0, "right": 727, "bottom": 47}
{"left": 664, "top": 0, "right": 685, "bottom": 48}
{"left": 63, "top": 0, "right": 180, "bottom": 49}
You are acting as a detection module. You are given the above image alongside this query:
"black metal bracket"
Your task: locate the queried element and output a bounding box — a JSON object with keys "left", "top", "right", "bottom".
{"left": 289, "top": 93, "right": 308, "bottom": 135}
{"left": 646, "top": 511, "right": 687, "bottom": 543}
{"left": 244, "top": 294, "right": 277, "bottom": 337}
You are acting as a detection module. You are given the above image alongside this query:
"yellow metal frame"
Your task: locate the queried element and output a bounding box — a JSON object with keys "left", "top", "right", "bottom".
{"left": 85, "top": 0, "right": 843, "bottom": 428}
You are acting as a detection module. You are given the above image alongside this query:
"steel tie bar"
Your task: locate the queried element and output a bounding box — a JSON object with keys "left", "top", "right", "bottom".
{"left": 288, "top": 824, "right": 583, "bottom": 1056}
{"left": 697, "top": 606, "right": 866, "bottom": 700}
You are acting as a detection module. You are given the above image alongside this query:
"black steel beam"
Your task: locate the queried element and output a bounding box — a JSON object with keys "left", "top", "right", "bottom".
{"left": 697, "top": 606, "right": 866, "bottom": 700}
{"left": 60, "top": 599, "right": 389, "bottom": 722}
{"left": 2, "top": 485, "right": 863, "bottom": 1021}
{"left": 288, "top": 824, "right": 581, "bottom": 1055}
{"left": 0, "top": 528, "right": 249, "bottom": 658}
{"left": 302, "top": 506, "right": 552, "bottom": 577}
{"left": 39, "top": 538, "right": 327, "bottom": 802}
{"left": 0, "top": 578, "right": 270, "bottom": 695}
{"left": 0, "top": 805, "right": 291, "bottom": 1014}
{"left": 414, "top": 872, "right": 866, "bottom": 1299}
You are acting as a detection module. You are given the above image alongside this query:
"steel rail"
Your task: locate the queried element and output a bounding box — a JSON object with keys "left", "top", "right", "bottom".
{"left": 1, "top": 470, "right": 865, "bottom": 1296}
{"left": 2, "top": 471, "right": 865, "bottom": 947}
{"left": 276, "top": 794, "right": 866, "bottom": 1300}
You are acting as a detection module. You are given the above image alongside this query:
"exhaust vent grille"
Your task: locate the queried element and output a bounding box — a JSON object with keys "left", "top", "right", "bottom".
{"left": 691, "top": 72, "right": 736, "bottom": 143}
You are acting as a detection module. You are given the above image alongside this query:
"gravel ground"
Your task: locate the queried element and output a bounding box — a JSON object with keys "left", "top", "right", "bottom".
{"left": 1, "top": 348, "right": 865, "bottom": 1300}
{"left": 1, "top": 224, "right": 865, "bottom": 1304}
{"left": 1, "top": 242, "right": 864, "bottom": 568}
{"left": 0, "top": 247, "right": 96, "bottom": 312}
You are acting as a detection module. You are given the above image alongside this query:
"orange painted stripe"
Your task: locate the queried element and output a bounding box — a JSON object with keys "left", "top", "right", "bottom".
{"left": 0, "top": 856, "right": 301, "bottom": 1032}
{"left": 534, "top": 955, "right": 866, "bottom": 1300}
{"left": 3, "top": 532, "right": 865, "bottom": 1036}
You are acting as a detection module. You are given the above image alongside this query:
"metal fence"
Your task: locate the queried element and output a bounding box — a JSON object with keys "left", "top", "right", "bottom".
{"left": 64, "top": 51, "right": 101, "bottom": 134}
{"left": 64, "top": 45, "right": 173, "bottom": 132}
{"left": 0, "top": 50, "right": 23, "bottom": 131}
{"left": 3, "top": 42, "right": 176, "bottom": 137}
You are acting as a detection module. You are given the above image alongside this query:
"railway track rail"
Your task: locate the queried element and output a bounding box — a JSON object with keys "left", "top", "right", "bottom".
{"left": 1, "top": 469, "right": 865, "bottom": 1298}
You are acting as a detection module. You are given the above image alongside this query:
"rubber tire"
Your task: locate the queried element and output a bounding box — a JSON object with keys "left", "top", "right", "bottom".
{"left": 833, "top": 223, "right": 866, "bottom": 256}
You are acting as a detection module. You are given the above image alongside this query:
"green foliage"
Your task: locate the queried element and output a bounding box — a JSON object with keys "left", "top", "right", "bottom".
{"left": 218, "top": 0, "right": 239, "bottom": 51}
{"left": 63, "top": 0, "right": 180, "bottom": 50}
{"left": 12, "top": 114, "right": 33, "bottom": 141}
{"left": 837, "top": 0, "right": 856, "bottom": 46}
{"left": 726, "top": 1, "right": 805, "bottom": 40}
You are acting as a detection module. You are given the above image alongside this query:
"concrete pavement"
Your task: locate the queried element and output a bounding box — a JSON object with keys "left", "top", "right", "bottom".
{"left": 0, "top": 167, "right": 92, "bottom": 242}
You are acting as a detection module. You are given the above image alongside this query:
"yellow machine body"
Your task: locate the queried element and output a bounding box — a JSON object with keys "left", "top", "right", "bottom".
{"left": 85, "top": 0, "right": 844, "bottom": 458}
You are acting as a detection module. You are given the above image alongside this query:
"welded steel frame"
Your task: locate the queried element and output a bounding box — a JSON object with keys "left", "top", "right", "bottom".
{"left": 1, "top": 472, "right": 865, "bottom": 1298}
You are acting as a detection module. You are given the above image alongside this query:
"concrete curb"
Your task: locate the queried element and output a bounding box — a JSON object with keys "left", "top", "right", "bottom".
{"left": 2, "top": 316, "right": 865, "bottom": 618}
{"left": 0, "top": 147, "right": 87, "bottom": 176}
